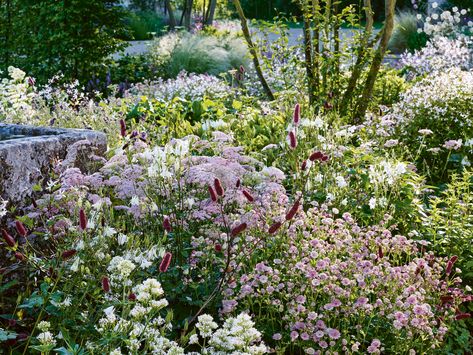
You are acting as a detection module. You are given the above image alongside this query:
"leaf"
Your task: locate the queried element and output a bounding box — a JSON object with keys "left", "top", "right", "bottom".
{"left": 0, "top": 279, "right": 18, "bottom": 294}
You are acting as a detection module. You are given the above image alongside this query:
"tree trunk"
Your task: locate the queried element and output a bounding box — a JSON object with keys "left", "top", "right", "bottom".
{"left": 303, "top": 15, "right": 316, "bottom": 105}
{"left": 184, "top": 0, "right": 193, "bottom": 31}
{"left": 339, "top": 0, "right": 373, "bottom": 115}
{"left": 204, "top": 0, "right": 217, "bottom": 26}
{"left": 354, "top": 0, "right": 396, "bottom": 121}
{"left": 232, "top": 0, "right": 274, "bottom": 101}
{"left": 165, "top": 0, "right": 176, "bottom": 30}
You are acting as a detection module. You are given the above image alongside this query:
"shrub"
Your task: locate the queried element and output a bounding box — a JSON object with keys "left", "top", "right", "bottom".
{"left": 149, "top": 32, "right": 250, "bottom": 78}
{"left": 124, "top": 10, "right": 166, "bottom": 40}
{"left": 0, "top": 0, "right": 127, "bottom": 84}
{"left": 389, "top": 10, "right": 427, "bottom": 53}
{"left": 385, "top": 68, "right": 473, "bottom": 182}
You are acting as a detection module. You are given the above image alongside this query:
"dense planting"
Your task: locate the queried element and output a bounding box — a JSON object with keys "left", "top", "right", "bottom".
{"left": 0, "top": 1, "right": 472, "bottom": 354}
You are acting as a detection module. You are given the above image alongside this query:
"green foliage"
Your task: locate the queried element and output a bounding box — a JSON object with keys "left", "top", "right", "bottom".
{"left": 420, "top": 171, "right": 473, "bottom": 283}
{"left": 389, "top": 10, "right": 428, "bottom": 53}
{"left": 164, "top": 33, "right": 250, "bottom": 78}
{"left": 0, "top": 0, "right": 127, "bottom": 84}
{"left": 124, "top": 10, "right": 166, "bottom": 40}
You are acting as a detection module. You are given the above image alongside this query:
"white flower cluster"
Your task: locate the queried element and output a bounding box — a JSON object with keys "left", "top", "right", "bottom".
{"left": 128, "top": 71, "right": 230, "bottom": 102}
{"left": 420, "top": 7, "right": 472, "bottom": 38}
{"left": 196, "top": 313, "right": 267, "bottom": 354}
{"left": 36, "top": 321, "right": 57, "bottom": 347}
{"left": 0, "top": 198, "right": 7, "bottom": 218}
{"left": 400, "top": 36, "right": 472, "bottom": 76}
{"left": 137, "top": 138, "right": 191, "bottom": 179}
{"left": 107, "top": 256, "right": 136, "bottom": 283}
{"left": 389, "top": 68, "right": 473, "bottom": 128}
{"left": 369, "top": 160, "right": 408, "bottom": 186}
{"left": 95, "top": 285, "right": 184, "bottom": 354}
{"left": 0, "top": 66, "right": 36, "bottom": 122}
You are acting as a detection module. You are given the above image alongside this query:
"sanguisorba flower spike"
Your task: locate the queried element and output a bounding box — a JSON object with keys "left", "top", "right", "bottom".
{"left": 288, "top": 131, "right": 297, "bottom": 150}
{"left": 293, "top": 103, "right": 300, "bottom": 126}
{"left": 214, "top": 178, "right": 224, "bottom": 197}
{"left": 231, "top": 223, "right": 247, "bottom": 237}
{"left": 102, "top": 277, "right": 110, "bottom": 293}
{"left": 242, "top": 190, "right": 254, "bottom": 202}
{"left": 285, "top": 199, "right": 301, "bottom": 221}
{"left": 1, "top": 229, "right": 15, "bottom": 248}
{"left": 62, "top": 249, "right": 77, "bottom": 260}
{"left": 79, "top": 209, "right": 87, "bottom": 231}
{"left": 119, "top": 119, "right": 127, "bottom": 138}
{"left": 163, "top": 216, "right": 172, "bottom": 233}
{"left": 268, "top": 221, "right": 282, "bottom": 234}
{"left": 208, "top": 185, "right": 217, "bottom": 202}
{"left": 160, "top": 252, "right": 172, "bottom": 272}
{"left": 446, "top": 255, "right": 458, "bottom": 275}
{"left": 15, "top": 221, "right": 27, "bottom": 237}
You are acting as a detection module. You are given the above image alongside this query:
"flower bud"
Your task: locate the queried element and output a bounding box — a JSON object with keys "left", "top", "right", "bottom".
{"left": 293, "top": 103, "right": 300, "bottom": 125}
{"left": 163, "top": 216, "right": 172, "bottom": 233}
{"left": 309, "top": 151, "right": 323, "bottom": 162}
{"left": 119, "top": 119, "right": 127, "bottom": 138}
{"left": 268, "top": 221, "right": 282, "bottom": 234}
{"left": 15, "top": 221, "right": 27, "bottom": 237}
{"left": 128, "top": 293, "right": 137, "bottom": 301}
{"left": 446, "top": 255, "right": 458, "bottom": 275}
{"left": 231, "top": 223, "right": 247, "bottom": 237}
{"left": 208, "top": 186, "right": 217, "bottom": 202}
{"left": 301, "top": 160, "right": 307, "bottom": 171}
{"left": 242, "top": 190, "right": 254, "bottom": 202}
{"left": 79, "top": 209, "right": 87, "bottom": 231}
{"left": 288, "top": 131, "right": 297, "bottom": 149}
{"left": 159, "top": 252, "right": 172, "bottom": 272}
{"left": 214, "top": 178, "right": 224, "bottom": 197}
{"left": 215, "top": 244, "right": 222, "bottom": 252}
{"left": 102, "top": 277, "right": 110, "bottom": 293}
{"left": 285, "top": 200, "right": 300, "bottom": 221}
{"left": 455, "top": 312, "right": 471, "bottom": 320}
{"left": 1, "top": 229, "right": 15, "bottom": 247}
{"left": 15, "top": 252, "right": 25, "bottom": 261}
{"left": 61, "top": 249, "right": 77, "bottom": 260}
{"left": 235, "top": 179, "right": 241, "bottom": 188}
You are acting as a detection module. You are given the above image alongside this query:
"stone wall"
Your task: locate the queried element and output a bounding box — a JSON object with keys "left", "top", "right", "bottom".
{"left": 0, "top": 124, "right": 107, "bottom": 202}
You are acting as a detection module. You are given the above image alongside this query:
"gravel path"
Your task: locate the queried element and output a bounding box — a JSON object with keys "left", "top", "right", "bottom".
{"left": 116, "top": 28, "right": 399, "bottom": 65}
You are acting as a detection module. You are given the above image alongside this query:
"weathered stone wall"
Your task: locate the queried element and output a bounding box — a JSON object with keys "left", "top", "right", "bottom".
{"left": 0, "top": 124, "right": 107, "bottom": 202}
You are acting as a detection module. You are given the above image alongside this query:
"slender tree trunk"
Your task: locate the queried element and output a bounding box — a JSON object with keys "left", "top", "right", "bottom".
{"left": 339, "top": 0, "right": 373, "bottom": 115}
{"left": 354, "top": 0, "right": 396, "bottom": 121}
{"left": 303, "top": 14, "right": 316, "bottom": 105}
{"left": 204, "top": 0, "right": 217, "bottom": 26}
{"left": 311, "top": 0, "right": 320, "bottom": 94}
{"left": 184, "top": 0, "right": 193, "bottom": 30}
{"left": 165, "top": 0, "right": 176, "bottom": 29}
{"left": 232, "top": 0, "right": 274, "bottom": 101}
